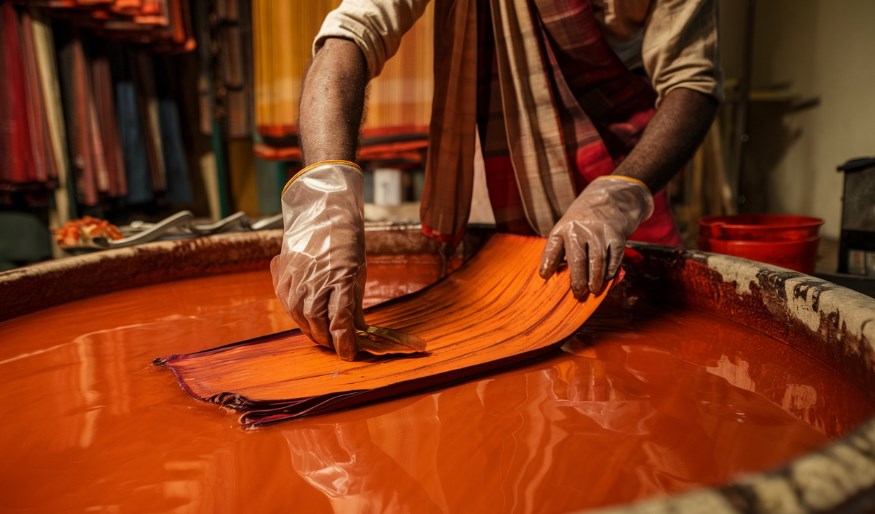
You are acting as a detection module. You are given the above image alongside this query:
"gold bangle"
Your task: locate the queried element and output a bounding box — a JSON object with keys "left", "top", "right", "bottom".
{"left": 595, "top": 175, "right": 651, "bottom": 195}
{"left": 281, "top": 160, "right": 363, "bottom": 195}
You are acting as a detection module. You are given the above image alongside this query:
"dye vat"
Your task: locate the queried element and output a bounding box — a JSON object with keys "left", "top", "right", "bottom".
{"left": 1, "top": 227, "right": 874, "bottom": 513}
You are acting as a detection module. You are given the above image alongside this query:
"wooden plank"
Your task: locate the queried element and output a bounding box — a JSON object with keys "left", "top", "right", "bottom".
{"left": 157, "top": 234, "right": 617, "bottom": 427}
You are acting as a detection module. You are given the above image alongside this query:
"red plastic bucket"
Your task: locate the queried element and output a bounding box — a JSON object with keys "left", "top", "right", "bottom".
{"left": 699, "top": 215, "right": 823, "bottom": 241}
{"left": 698, "top": 215, "right": 823, "bottom": 274}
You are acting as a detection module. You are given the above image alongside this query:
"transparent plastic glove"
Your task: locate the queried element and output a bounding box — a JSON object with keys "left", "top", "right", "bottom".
{"left": 270, "top": 161, "right": 364, "bottom": 360}
{"left": 539, "top": 176, "right": 654, "bottom": 299}
{"left": 270, "top": 161, "right": 425, "bottom": 361}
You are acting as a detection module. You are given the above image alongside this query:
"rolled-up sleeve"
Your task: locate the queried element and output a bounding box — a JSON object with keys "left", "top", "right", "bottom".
{"left": 642, "top": 0, "right": 723, "bottom": 105}
{"left": 314, "top": 0, "right": 431, "bottom": 79}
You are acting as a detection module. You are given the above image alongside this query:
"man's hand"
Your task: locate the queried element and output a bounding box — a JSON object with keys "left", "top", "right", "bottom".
{"left": 539, "top": 88, "right": 718, "bottom": 300}
{"left": 271, "top": 161, "right": 366, "bottom": 361}
{"left": 539, "top": 176, "right": 653, "bottom": 299}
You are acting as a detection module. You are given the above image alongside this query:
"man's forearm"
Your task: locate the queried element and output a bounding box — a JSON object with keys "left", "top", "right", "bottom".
{"left": 613, "top": 88, "right": 718, "bottom": 192}
{"left": 299, "top": 38, "right": 369, "bottom": 166}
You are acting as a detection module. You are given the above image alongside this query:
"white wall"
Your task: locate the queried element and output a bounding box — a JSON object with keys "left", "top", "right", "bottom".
{"left": 744, "top": 0, "right": 875, "bottom": 239}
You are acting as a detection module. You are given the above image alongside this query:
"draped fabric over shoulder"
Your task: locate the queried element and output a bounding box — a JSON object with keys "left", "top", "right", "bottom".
{"left": 420, "top": 0, "right": 677, "bottom": 245}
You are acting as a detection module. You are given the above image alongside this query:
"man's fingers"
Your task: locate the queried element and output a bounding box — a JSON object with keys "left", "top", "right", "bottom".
{"left": 606, "top": 241, "right": 625, "bottom": 281}
{"left": 567, "top": 235, "right": 590, "bottom": 299}
{"left": 327, "top": 282, "right": 360, "bottom": 361}
{"left": 302, "top": 292, "right": 331, "bottom": 347}
{"left": 539, "top": 234, "right": 565, "bottom": 279}
{"left": 588, "top": 253, "right": 606, "bottom": 296}
{"left": 353, "top": 264, "right": 368, "bottom": 329}
{"left": 587, "top": 236, "right": 608, "bottom": 295}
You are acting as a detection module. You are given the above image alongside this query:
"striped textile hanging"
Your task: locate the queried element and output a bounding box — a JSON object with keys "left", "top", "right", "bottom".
{"left": 253, "top": 1, "right": 434, "bottom": 166}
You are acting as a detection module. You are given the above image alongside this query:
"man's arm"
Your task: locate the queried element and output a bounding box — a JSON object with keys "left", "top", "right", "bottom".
{"left": 612, "top": 87, "right": 718, "bottom": 192}
{"left": 275, "top": 0, "right": 427, "bottom": 360}
{"left": 271, "top": 38, "right": 372, "bottom": 361}
{"left": 299, "top": 38, "right": 369, "bottom": 165}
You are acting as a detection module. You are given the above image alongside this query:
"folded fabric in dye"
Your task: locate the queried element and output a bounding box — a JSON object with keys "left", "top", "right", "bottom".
{"left": 156, "top": 234, "right": 618, "bottom": 428}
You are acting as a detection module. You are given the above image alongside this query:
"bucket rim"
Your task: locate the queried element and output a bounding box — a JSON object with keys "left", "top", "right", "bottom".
{"left": 704, "top": 235, "right": 821, "bottom": 247}
{"left": 698, "top": 214, "right": 824, "bottom": 230}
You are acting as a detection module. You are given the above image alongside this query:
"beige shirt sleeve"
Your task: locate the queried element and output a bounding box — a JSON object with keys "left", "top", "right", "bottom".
{"left": 314, "top": 0, "right": 430, "bottom": 80}
{"left": 641, "top": 0, "right": 723, "bottom": 105}
{"left": 316, "top": 0, "right": 722, "bottom": 103}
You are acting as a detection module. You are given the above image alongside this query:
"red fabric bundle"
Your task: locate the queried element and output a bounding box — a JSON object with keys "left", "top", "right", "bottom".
{"left": 0, "top": 2, "right": 37, "bottom": 186}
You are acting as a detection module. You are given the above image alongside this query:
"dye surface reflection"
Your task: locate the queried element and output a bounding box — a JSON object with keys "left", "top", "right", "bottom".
{"left": 0, "top": 267, "right": 871, "bottom": 513}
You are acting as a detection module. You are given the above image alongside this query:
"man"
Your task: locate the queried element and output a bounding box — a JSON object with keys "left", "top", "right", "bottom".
{"left": 272, "top": 0, "right": 721, "bottom": 360}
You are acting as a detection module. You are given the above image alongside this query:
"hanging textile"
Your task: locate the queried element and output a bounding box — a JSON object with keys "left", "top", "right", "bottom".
{"left": 196, "top": 0, "right": 253, "bottom": 138}
{"left": 91, "top": 47, "right": 128, "bottom": 198}
{"left": 20, "top": 10, "right": 59, "bottom": 186}
{"left": 57, "top": 28, "right": 107, "bottom": 206}
{"left": 217, "top": 0, "right": 253, "bottom": 137}
{"left": 0, "top": 3, "right": 75, "bottom": 213}
{"left": 31, "top": 7, "right": 74, "bottom": 222}
{"left": 1, "top": 0, "right": 196, "bottom": 214}
{"left": 157, "top": 234, "right": 619, "bottom": 428}
{"left": 194, "top": 0, "right": 214, "bottom": 135}
{"left": 111, "top": 46, "right": 154, "bottom": 205}
{"left": 251, "top": 0, "right": 334, "bottom": 143}
{"left": 0, "top": 1, "right": 37, "bottom": 187}
{"left": 251, "top": 0, "right": 434, "bottom": 165}
{"left": 154, "top": 56, "right": 192, "bottom": 204}
{"left": 132, "top": 51, "right": 167, "bottom": 194}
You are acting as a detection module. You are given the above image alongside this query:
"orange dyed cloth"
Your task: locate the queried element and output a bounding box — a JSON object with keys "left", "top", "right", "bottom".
{"left": 157, "top": 234, "right": 618, "bottom": 428}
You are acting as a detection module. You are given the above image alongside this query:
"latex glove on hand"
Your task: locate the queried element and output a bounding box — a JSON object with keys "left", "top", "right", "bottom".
{"left": 271, "top": 160, "right": 425, "bottom": 361}
{"left": 539, "top": 176, "right": 654, "bottom": 299}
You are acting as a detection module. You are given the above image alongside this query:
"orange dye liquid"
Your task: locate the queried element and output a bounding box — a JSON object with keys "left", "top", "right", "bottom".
{"left": 0, "top": 266, "right": 871, "bottom": 513}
